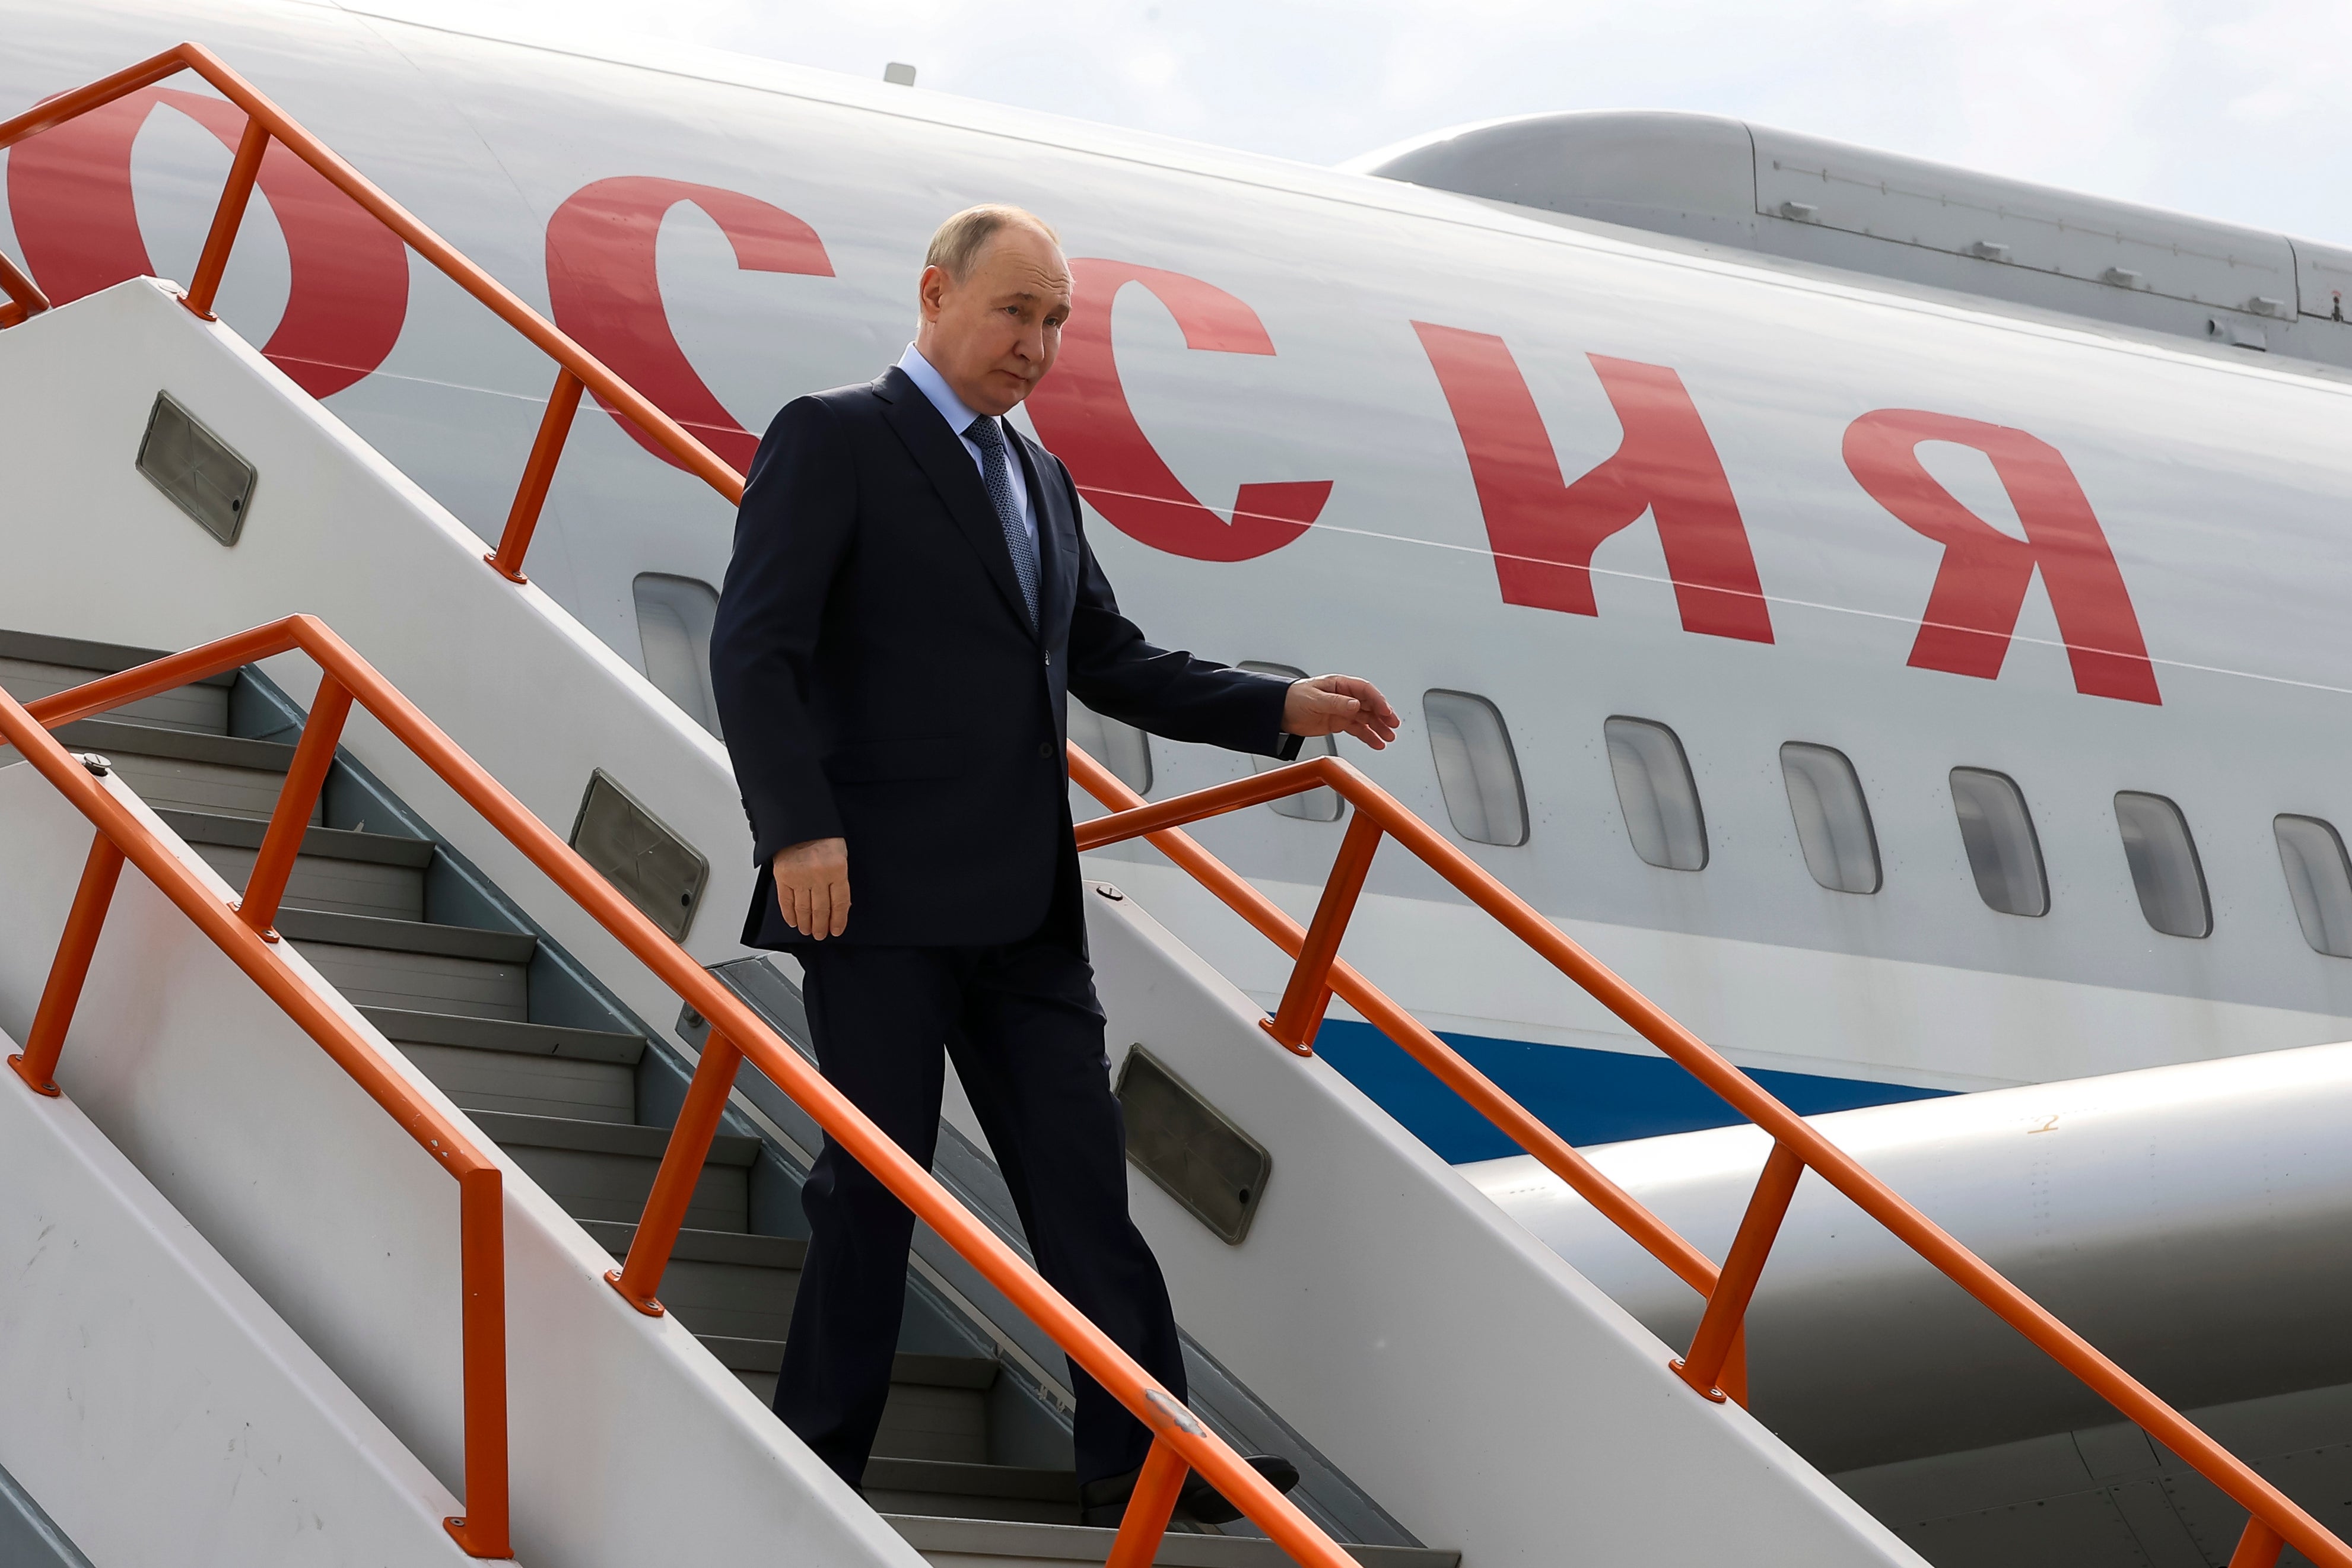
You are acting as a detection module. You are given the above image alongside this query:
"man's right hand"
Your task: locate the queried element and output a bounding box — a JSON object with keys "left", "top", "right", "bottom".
{"left": 773, "top": 837, "right": 851, "bottom": 940}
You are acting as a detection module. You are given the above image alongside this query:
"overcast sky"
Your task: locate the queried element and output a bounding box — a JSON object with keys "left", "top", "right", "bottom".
{"left": 358, "top": 0, "right": 2352, "bottom": 246}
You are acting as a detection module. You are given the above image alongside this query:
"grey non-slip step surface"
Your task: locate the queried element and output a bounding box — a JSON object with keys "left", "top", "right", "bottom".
{"left": 275, "top": 908, "right": 535, "bottom": 963}
{"left": 0, "top": 628, "right": 238, "bottom": 686}
{"left": 883, "top": 1515, "right": 1464, "bottom": 1568}
{"left": 50, "top": 718, "right": 293, "bottom": 772}
{"left": 866, "top": 1459, "right": 1081, "bottom": 1526}
{"left": 160, "top": 808, "right": 433, "bottom": 866}
{"left": 294, "top": 939, "right": 527, "bottom": 1021}
{"left": 192, "top": 840, "right": 425, "bottom": 922}
{"left": 363, "top": 1007, "right": 646, "bottom": 1063}
{"left": 0, "top": 653, "right": 226, "bottom": 734}
{"left": 472, "top": 1110, "right": 757, "bottom": 1230}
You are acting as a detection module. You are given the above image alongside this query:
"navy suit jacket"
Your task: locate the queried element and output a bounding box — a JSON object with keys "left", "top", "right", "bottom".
{"left": 711, "top": 365, "right": 1300, "bottom": 950}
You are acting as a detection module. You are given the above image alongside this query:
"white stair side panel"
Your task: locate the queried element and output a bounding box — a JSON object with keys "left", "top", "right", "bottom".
{"left": 1083, "top": 884, "right": 1925, "bottom": 1568}
{"left": 0, "top": 1013, "right": 472, "bottom": 1567}
{"left": 0, "top": 762, "right": 921, "bottom": 1568}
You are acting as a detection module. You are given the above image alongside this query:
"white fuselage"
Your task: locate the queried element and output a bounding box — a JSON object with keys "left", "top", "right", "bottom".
{"left": 9, "top": 0, "right": 2352, "bottom": 1152}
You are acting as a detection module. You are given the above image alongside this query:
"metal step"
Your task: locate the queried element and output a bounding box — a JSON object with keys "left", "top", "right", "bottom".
{"left": 281, "top": 909, "right": 533, "bottom": 1020}
{"left": 471, "top": 1109, "right": 758, "bottom": 1230}
{"left": 0, "top": 653, "right": 227, "bottom": 734}
{"left": 164, "top": 808, "right": 430, "bottom": 921}
{"left": 882, "top": 1516, "right": 1463, "bottom": 1568}
{"left": 36, "top": 719, "right": 304, "bottom": 821}
{"left": 864, "top": 1458, "right": 1082, "bottom": 1526}
{"left": 366, "top": 1007, "right": 641, "bottom": 1124}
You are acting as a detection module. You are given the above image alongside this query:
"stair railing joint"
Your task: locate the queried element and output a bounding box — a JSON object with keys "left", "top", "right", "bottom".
{"left": 239, "top": 670, "right": 353, "bottom": 936}
{"left": 183, "top": 113, "right": 269, "bottom": 321}
{"left": 0, "top": 247, "right": 49, "bottom": 328}
{"left": 609, "top": 1027, "right": 745, "bottom": 1316}
{"left": 1265, "top": 807, "right": 1382, "bottom": 1052}
{"left": 1674, "top": 1140, "right": 1805, "bottom": 1404}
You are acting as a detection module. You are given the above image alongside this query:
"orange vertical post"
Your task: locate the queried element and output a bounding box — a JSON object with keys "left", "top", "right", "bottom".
{"left": 0, "top": 248, "right": 49, "bottom": 327}
{"left": 446, "top": 1163, "right": 511, "bottom": 1559}
{"left": 1263, "top": 809, "right": 1384, "bottom": 1052}
{"left": 1676, "top": 1140, "right": 1806, "bottom": 1401}
{"left": 10, "top": 833, "right": 126, "bottom": 1096}
{"left": 487, "top": 368, "right": 584, "bottom": 583}
{"left": 2230, "top": 1517, "right": 2285, "bottom": 1568}
{"left": 239, "top": 673, "right": 352, "bottom": 938}
{"left": 610, "top": 1029, "right": 743, "bottom": 1314}
{"left": 183, "top": 115, "right": 268, "bottom": 320}
{"left": 1104, "top": 1437, "right": 1190, "bottom": 1568}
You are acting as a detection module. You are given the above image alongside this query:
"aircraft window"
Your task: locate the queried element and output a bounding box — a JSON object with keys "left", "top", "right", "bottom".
{"left": 2113, "top": 792, "right": 2210, "bottom": 939}
{"left": 1949, "top": 768, "right": 2047, "bottom": 916}
{"left": 631, "top": 573, "right": 722, "bottom": 738}
{"left": 1241, "top": 662, "right": 1340, "bottom": 822}
{"left": 1605, "top": 717, "right": 1706, "bottom": 870}
{"left": 1423, "top": 690, "right": 1527, "bottom": 847}
{"left": 2274, "top": 815, "right": 2352, "bottom": 958}
{"left": 1067, "top": 699, "right": 1153, "bottom": 796}
{"left": 1780, "top": 743, "right": 1880, "bottom": 893}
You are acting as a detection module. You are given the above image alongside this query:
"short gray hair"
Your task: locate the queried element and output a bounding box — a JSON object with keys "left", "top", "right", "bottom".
{"left": 925, "top": 204, "right": 1061, "bottom": 281}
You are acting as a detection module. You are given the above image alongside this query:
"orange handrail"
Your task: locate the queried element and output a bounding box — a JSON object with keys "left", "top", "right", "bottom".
{"left": 5, "top": 619, "right": 1361, "bottom": 1568}
{"left": 0, "top": 46, "right": 746, "bottom": 581}
{"left": 0, "top": 678, "right": 511, "bottom": 1556}
{"left": 0, "top": 247, "right": 48, "bottom": 328}
{"left": 1068, "top": 746, "right": 2348, "bottom": 1568}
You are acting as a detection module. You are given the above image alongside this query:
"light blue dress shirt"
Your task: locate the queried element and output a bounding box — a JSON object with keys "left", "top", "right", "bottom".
{"left": 896, "top": 344, "right": 1037, "bottom": 546}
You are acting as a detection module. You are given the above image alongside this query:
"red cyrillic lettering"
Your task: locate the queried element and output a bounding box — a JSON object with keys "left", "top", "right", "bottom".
{"left": 1024, "top": 260, "right": 1330, "bottom": 562}
{"left": 5, "top": 88, "right": 408, "bottom": 398}
{"left": 545, "top": 177, "right": 832, "bottom": 473}
{"left": 1844, "top": 409, "right": 2159, "bottom": 705}
{"left": 1412, "top": 323, "right": 1774, "bottom": 643}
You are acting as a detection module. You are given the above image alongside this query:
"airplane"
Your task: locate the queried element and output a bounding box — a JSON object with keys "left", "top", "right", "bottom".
{"left": 9, "top": 0, "right": 2352, "bottom": 1168}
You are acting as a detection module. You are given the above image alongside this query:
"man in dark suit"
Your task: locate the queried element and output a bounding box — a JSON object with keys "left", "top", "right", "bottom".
{"left": 710, "top": 204, "right": 1397, "bottom": 1525}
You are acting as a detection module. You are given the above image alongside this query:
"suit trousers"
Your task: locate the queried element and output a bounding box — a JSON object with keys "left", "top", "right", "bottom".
{"left": 774, "top": 923, "right": 1186, "bottom": 1489}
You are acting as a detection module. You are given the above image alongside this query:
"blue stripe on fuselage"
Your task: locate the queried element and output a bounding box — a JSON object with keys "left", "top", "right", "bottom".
{"left": 1311, "top": 1019, "right": 1952, "bottom": 1163}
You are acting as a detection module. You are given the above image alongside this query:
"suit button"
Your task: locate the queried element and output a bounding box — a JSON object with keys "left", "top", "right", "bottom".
{"left": 1044, "top": 651, "right": 1053, "bottom": 666}
{"left": 1038, "top": 742, "right": 1054, "bottom": 759}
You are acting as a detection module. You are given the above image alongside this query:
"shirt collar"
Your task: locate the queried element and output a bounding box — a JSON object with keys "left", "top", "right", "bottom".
{"left": 897, "top": 344, "right": 988, "bottom": 441}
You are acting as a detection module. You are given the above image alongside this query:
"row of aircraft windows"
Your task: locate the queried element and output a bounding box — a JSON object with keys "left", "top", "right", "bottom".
{"left": 625, "top": 577, "right": 2352, "bottom": 960}
{"left": 1081, "top": 680, "right": 2352, "bottom": 961}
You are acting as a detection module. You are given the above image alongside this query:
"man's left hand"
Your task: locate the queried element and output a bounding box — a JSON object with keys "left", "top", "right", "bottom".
{"left": 1283, "top": 675, "right": 1400, "bottom": 749}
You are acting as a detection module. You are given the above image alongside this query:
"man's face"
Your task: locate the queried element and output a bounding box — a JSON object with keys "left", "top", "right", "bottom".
{"left": 916, "top": 224, "right": 1073, "bottom": 418}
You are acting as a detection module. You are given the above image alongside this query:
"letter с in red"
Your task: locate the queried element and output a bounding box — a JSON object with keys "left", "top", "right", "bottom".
{"left": 1023, "top": 260, "right": 1330, "bottom": 562}
{"left": 1412, "top": 322, "right": 1774, "bottom": 643}
{"left": 5, "top": 87, "right": 408, "bottom": 397}
{"left": 546, "top": 176, "right": 832, "bottom": 475}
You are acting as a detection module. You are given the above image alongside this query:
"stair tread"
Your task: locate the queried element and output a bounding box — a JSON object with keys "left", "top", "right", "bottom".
{"left": 692, "top": 1334, "right": 996, "bottom": 1390}
{"left": 579, "top": 1218, "right": 803, "bottom": 1269}
{"left": 471, "top": 1109, "right": 761, "bottom": 1165}
{"left": 278, "top": 908, "right": 535, "bottom": 963}
{"left": 881, "top": 1516, "right": 1459, "bottom": 1568}
{"left": 864, "top": 1458, "right": 1076, "bottom": 1503}
{"left": 47, "top": 717, "right": 293, "bottom": 770}
{"left": 363, "top": 1007, "right": 644, "bottom": 1064}
{"left": 159, "top": 807, "right": 434, "bottom": 867}
{"left": 0, "top": 628, "right": 238, "bottom": 686}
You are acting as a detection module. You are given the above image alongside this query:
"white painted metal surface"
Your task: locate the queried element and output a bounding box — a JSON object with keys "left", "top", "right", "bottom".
{"left": 0, "top": 887, "right": 474, "bottom": 1566}
{"left": 1465, "top": 1039, "right": 2352, "bottom": 1471}
{"left": 8, "top": 0, "right": 2352, "bottom": 1121}
{"left": 1082, "top": 879, "right": 1923, "bottom": 1568}
{"left": 0, "top": 760, "right": 921, "bottom": 1568}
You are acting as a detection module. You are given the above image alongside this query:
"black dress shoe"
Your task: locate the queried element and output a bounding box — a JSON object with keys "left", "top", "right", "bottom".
{"left": 1079, "top": 1453, "right": 1302, "bottom": 1528}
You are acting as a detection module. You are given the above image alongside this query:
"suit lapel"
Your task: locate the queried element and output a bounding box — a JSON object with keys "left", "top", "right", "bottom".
{"left": 874, "top": 367, "right": 1036, "bottom": 637}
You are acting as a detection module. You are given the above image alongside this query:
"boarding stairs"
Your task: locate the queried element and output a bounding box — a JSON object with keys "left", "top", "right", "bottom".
{"left": 1, "top": 41, "right": 2344, "bottom": 1568}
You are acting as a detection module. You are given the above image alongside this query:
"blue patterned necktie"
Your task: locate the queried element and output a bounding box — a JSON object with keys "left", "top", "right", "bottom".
{"left": 965, "top": 415, "right": 1040, "bottom": 629}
